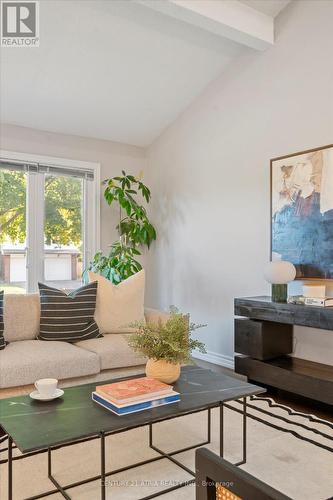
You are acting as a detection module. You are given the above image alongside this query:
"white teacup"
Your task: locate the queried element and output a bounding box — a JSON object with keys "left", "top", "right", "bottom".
{"left": 35, "top": 378, "right": 58, "bottom": 398}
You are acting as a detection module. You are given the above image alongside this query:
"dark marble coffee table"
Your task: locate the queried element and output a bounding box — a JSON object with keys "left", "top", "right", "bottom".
{"left": 0, "top": 366, "right": 264, "bottom": 500}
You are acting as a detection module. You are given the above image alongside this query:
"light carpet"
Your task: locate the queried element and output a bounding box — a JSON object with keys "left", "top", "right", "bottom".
{"left": 1, "top": 396, "right": 332, "bottom": 500}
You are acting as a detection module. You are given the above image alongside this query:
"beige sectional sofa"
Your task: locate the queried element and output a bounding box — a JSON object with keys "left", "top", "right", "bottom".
{"left": 0, "top": 293, "right": 168, "bottom": 397}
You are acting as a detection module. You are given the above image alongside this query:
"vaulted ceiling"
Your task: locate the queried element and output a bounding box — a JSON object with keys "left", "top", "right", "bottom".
{"left": 0, "top": 0, "right": 290, "bottom": 147}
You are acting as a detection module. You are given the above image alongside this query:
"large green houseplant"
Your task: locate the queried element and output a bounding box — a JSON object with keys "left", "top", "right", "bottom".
{"left": 88, "top": 171, "right": 156, "bottom": 283}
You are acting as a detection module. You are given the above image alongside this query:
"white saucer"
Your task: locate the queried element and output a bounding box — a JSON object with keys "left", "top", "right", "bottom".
{"left": 30, "top": 388, "right": 64, "bottom": 401}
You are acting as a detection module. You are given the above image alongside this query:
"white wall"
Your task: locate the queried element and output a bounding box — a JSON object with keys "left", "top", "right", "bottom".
{"left": 0, "top": 124, "right": 147, "bottom": 253}
{"left": 145, "top": 0, "right": 333, "bottom": 367}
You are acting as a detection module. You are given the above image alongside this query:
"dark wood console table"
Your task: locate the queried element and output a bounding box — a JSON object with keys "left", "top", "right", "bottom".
{"left": 234, "top": 296, "right": 333, "bottom": 405}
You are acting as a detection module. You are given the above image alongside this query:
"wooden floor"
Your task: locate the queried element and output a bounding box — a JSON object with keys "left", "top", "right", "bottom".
{"left": 194, "top": 358, "right": 333, "bottom": 423}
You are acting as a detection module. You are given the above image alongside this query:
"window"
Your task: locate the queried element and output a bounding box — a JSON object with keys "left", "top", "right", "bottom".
{"left": 0, "top": 152, "right": 100, "bottom": 293}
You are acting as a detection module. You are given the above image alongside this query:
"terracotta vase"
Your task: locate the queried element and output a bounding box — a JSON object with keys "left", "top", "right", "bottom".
{"left": 145, "top": 359, "right": 181, "bottom": 384}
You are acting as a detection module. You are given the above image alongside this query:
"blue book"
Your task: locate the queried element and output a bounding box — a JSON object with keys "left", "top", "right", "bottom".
{"left": 92, "top": 391, "right": 180, "bottom": 415}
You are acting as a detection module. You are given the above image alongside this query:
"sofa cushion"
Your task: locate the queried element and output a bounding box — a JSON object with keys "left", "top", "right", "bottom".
{"left": 0, "top": 291, "right": 4, "bottom": 350}
{"left": 75, "top": 334, "right": 146, "bottom": 371}
{"left": 2, "top": 296, "right": 167, "bottom": 345}
{"left": 88, "top": 270, "right": 145, "bottom": 334}
{"left": 4, "top": 293, "right": 40, "bottom": 342}
{"left": 0, "top": 340, "right": 100, "bottom": 388}
{"left": 144, "top": 307, "right": 170, "bottom": 325}
{"left": 38, "top": 282, "right": 102, "bottom": 342}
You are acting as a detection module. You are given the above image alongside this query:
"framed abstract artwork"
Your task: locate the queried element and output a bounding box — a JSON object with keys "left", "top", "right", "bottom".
{"left": 271, "top": 144, "right": 333, "bottom": 280}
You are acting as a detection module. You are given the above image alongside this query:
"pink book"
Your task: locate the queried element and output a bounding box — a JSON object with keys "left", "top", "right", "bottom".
{"left": 96, "top": 377, "right": 173, "bottom": 404}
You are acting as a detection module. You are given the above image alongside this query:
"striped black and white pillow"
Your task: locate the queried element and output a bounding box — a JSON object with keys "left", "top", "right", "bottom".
{"left": 0, "top": 291, "right": 5, "bottom": 350}
{"left": 38, "top": 282, "right": 102, "bottom": 342}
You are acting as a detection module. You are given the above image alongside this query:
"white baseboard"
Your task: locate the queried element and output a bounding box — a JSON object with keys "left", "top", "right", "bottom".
{"left": 192, "top": 350, "right": 235, "bottom": 370}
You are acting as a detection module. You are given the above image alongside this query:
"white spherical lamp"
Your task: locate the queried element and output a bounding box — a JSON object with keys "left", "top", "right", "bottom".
{"left": 264, "top": 261, "right": 296, "bottom": 302}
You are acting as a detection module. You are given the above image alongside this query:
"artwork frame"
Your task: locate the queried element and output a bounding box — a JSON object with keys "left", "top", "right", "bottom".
{"left": 270, "top": 144, "right": 333, "bottom": 281}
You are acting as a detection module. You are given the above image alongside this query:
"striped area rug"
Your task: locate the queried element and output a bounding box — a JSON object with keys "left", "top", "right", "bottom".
{"left": 228, "top": 395, "right": 333, "bottom": 454}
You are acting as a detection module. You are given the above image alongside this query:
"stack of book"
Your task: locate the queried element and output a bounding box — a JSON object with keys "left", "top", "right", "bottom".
{"left": 288, "top": 295, "right": 333, "bottom": 307}
{"left": 304, "top": 297, "right": 333, "bottom": 307}
{"left": 92, "top": 377, "right": 180, "bottom": 415}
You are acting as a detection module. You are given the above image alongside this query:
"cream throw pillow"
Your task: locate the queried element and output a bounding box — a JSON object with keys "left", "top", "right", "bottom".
{"left": 88, "top": 270, "right": 145, "bottom": 334}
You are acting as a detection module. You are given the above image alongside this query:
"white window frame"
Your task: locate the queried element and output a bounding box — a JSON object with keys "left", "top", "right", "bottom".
{"left": 0, "top": 150, "right": 100, "bottom": 292}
